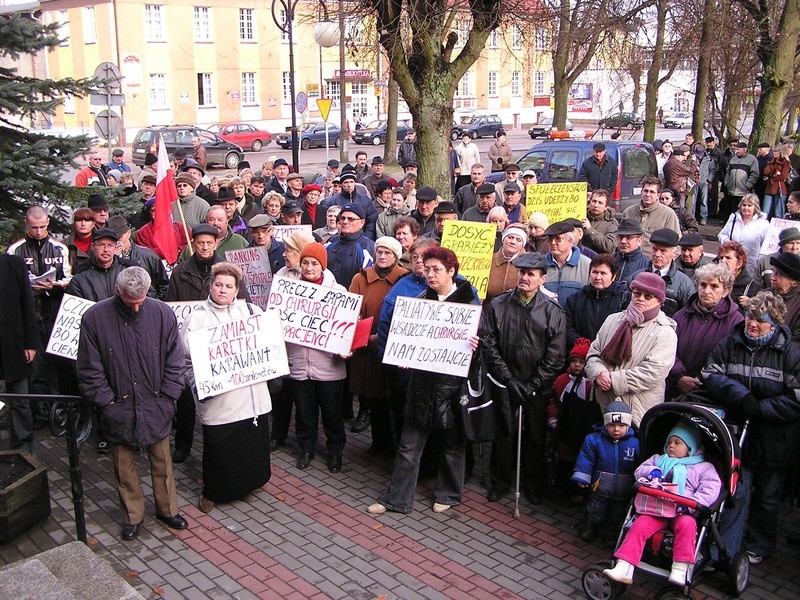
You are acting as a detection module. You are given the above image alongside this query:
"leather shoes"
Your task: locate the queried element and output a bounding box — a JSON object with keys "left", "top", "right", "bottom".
{"left": 296, "top": 452, "right": 313, "bottom": 470}
{"left": 525, "top": 491, "right": 542, "bottom": 505}
{"left": 487, "top": 487, "right": 508, "bottom": 502}
{"left": 121, "top": 522, "right": 141, "bottom": 541}
{"left": 351, "top": 411, "right": 370, "bottom": 433}
{"left": 172, "top": 448, "right": 189, "bottom": 463}
{"left": 328, "top": 455, "right": 342, "bottom": 473}
{"left": 156, "top": 514, "right": 188, "bottom": 530}
{"left": 270, "top": 439, "right": 284, "bottom": 452}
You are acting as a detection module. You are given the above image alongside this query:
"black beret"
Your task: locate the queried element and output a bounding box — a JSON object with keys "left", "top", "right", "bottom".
{"left": 543, "top": 220, "right": 573, "bottom": 237}
{"left": 650, "top": 228, "right": 680, "bottom": 247}
{"left": 192, "top": 224, "right": 218, "bottom": 238}
{"left": 678, "top": 232, "right": 704, "bottom": 247}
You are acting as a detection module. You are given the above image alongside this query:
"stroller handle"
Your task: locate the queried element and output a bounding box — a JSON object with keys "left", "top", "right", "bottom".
{"left": 636, "top": 484, "right": 703, "bottom": 511}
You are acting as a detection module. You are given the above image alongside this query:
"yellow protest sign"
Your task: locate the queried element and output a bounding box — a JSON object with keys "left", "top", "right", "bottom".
{"left": 440, "top": 220, "right": 496, "bottom": 299}
{"left": 526, "top": 182, "right": 587, "bottom": 223}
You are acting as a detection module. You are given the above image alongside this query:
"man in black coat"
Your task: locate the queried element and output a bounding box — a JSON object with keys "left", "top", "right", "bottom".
{"left": 77, "top": 266, "right": 187, "bottom": 541}
{"left": 108, "top": 216, "right": 169, "bottom": 300}
{"left": 581, "top": 142, "right": 618, "bottom": 193}
{"left": 0, "top": 255, "right": 38, "bottom": 452}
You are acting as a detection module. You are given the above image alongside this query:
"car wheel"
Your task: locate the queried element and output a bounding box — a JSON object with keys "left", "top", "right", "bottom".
{"left": 626, "top": 122, "right": 635, "bottom": 130}
{"left": 225, "top": 152, "right": 240, "bottom": 169}
{"left": 301, "top": 138, "right": 311, "bottom": 150}
{"left": 334, "top": 138, "right": 340, "bottom": 148}
{"left": 372, "top": 136, "right": 381, "bottom": 146}
{"left": 529, "top": 134, "right": 537, "bottom": 140}
{"left": 450, "top": 131, "right": 459, "bottom": 141}
{"left": 250, "top": 139, "right": 263, "bottom": 152}
{"left": 471, "top": 131, "right": 478, "bottom": 140}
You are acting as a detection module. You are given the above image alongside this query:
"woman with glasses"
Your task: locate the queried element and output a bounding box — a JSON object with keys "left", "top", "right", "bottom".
{"left": 368, "top": 246, "right": 480, "bottom": 515}
{"left": 585, "top": 272, "right": 678, "bottom": 426}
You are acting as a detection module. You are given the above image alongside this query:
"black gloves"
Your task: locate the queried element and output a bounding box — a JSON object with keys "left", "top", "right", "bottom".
{"left": 507, "top": 380, "right": 538, "bottom": 408}
{"left": 739, "top": 394, "right": 760, "bottom": 418}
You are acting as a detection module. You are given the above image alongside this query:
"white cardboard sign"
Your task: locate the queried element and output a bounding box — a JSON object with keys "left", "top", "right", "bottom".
{"left": 46, "top": 294, "right": 96, "bottom": 360}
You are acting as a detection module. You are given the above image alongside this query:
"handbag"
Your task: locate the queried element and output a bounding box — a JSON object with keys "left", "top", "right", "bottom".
{"left": 786, "top": 166, "right": 798, "bottom": 187}
{"left": 633, "top": 480, "right": 679, "bottom": 518}
{"left": 454, "top": 355, "right": 505, "bottom": 443}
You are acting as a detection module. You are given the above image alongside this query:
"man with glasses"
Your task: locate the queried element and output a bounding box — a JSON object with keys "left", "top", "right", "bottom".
{"left": 324, "top": 202, "right": 375, "bottom": 287}
{"left": 422, "top": 201, "right": 459, "bottom": 243}
{"left": 172, "top": 171, "right": 210, "bottom": 230}
{"left": 322, "top": 172, "right": 378, "bottom": 239}
{"left": 628, "top": 228, "right": 694, "bottom": 317}
{"left": 622, "top": 174, "right": 681, "bottom": 258}
{"left": 75, "top": 151, "right": 108, "bottom": 187}
{"left": 613, "top": 219, "right": 650, "bottom": 285}
{"left": 542, "top": 220, "right": 591, "bottom": 306}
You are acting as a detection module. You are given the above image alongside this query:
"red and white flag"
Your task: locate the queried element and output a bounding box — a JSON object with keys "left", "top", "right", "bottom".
{"left": 153, "top": 135, "right": 179, "bottom": 264}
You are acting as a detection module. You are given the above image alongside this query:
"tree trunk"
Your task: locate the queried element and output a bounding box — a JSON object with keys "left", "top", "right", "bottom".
{"left": 642, "top": 0, "right": 667, "bottom": 142}
{"left": 406, "top": 83, "right": 455, "bottom": 192}
{"left": 691, "top": 0, "right": 716, "bottom": 140}
{"left": 383, "top": 78, "right": 399, "bottom": 165}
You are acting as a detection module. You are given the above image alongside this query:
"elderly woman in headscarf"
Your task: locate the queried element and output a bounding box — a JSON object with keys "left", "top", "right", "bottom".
{"left": 584, "top": 272, "right": 678, "bottom": 426}
{"left": 526, "top": 211, "right": 550, "bottom": 254}
{"left": 487, "top": 206, "right": 510, "bottom": 252}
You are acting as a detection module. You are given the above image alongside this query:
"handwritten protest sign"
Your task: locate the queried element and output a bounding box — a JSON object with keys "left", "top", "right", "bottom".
{"left": 46, "top": 294, "right": 96, "bottom": 360}
{"left": 267, "top": 275, "right": 363, "bottom": 355}
{"left": 440, "top": 220, "right": 495, "bottom": 299}
{"left": 187, "top": 309, "right": 289, "bottom": 399}
{"left": 383, "top": 297, "right": 480, "bottom": 377}
{"left": 526, "top": 182, "right": 587, "bottom": 223}
{"left": 273, "top": 224, "right": 313, "bottom": 242}
{"left": 166, "top": 301, "right": 205, "bottom": 329}
{"left": 760, "top": 218, "right": 799, "bottom": 256}
{"left": 225, "top": 246, "right": 273, "bottom": 309}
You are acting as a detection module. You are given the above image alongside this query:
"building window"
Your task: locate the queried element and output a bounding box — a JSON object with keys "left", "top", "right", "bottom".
{"left": 511, "top": 71, "right": 521, "bottom": 97}
{"left": 534, "top": 71, "right": 546, "bottom": 95}
{"left": 326, "top": 80, "right": 340, "bottom": 108}
{"left": 63, "top": 94, "right": 75, "bottom": 114}
{"left": 84, "top": 7, "right": 96, "bottom": 44}
{"left": 57, "top": 10, "right": 70, "bottom": 46}
{"left": 194, "top": 7, "right": 211, "bottom": 42}
{"left": 197, "top": 73, "right": 214, "bottom": 106}
{"left": 458, "top": 73, "right": 471, "bottom": 97}
{"left": 488, "top": 29, "right": 498, "bottom": 49}
{"left": 535, "top": 28, "right": 547, "bottom": 51}
{"left": 512, "top": 25, "right": 522, "bottom": 51}
{"left": 241, "top": 72, "right": 256, "bottom": 104}
{"left": 282, "top": 72, "right": 291, "bottom": 103}
{"left": 149, "top": 74, "right": 168, "bottom": 109}
{"left": 280, "top": 9, "right": 296, "bottom": 42}
{"left": 488, "top": 71, "right": 498, "bottom": 97}
{"left": 239, "top": 8, "right": 254, "bottom": 41}
{"left": 145, "top": 5, "right": 165, "bottom": 42}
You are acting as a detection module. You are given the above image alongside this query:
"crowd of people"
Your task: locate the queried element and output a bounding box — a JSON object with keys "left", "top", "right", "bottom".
{"left": 1, "top": 136, "right": 798, "bottom": 584}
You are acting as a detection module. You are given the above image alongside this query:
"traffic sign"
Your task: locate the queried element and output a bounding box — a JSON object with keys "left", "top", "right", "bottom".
{"left": 94, "top": 109, "right": 121, "bottom": 141}
{"left": 93, "top": 62, "right": 122, "bottom": 92}
{"left": 317, "top": 98, "right": 332, "bottom": 122}
{"left": 90, "top": 93, "right": 126, "bottom": 106}
{"left": 296, "top": 92, "right": 308, "bottom": 114}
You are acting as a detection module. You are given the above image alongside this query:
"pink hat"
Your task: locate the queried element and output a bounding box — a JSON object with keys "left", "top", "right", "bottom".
{"left": 630, "top": 272, "right": 666, "bottom": 303}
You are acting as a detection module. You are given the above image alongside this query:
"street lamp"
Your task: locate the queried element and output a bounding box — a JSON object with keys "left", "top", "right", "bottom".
{"left": 272, "top": 0, "right": 302, "bottom": 172}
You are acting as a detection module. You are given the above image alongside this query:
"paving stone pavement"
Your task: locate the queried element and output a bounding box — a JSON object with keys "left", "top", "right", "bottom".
{"left": 1, "top": 414, "right": 799, "bottom": 599}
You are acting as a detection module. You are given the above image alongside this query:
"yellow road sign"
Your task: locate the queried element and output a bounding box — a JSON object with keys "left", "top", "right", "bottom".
{"left": 317, "top": 98, "right": 333, "bottom": 122}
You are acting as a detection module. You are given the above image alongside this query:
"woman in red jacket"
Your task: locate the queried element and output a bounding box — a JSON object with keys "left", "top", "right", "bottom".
{"left": 763, "top": 144, "right": 792, "bottom": 219}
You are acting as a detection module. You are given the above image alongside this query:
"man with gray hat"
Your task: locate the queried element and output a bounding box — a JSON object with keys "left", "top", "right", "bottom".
{"left": 493, "top": 162, "right": 522, "bottom": 198}
{"left": 480, "top": 252, "right": 565, "bottom": 504}
{"left": 181, "top": 159, "right": 217, "bottom": 206}
{"left": 676, "top": 232, "right": 709, "bottom": 280}
{"left": 172, "top": 170, "right": 210, "bottom": 230}
{"left": 581, "top": 142, "right": 617, "bottom": 193}
{"left": 249, "top": 214, "right": 286, "bottom": 273}
{"left": 105, "top": 148, "right": 131, "bottom": 173}
{"left": 363, "top": 156, "right": 390, "bottom": 199}
{"left": 628, "top": 228, "right": 695, "bottom": 317}
{"left": 410, "top": 187, "right": 439, "bottom": 236}
{"left": 613, "top": 218, "right": 650, "bottom": 285}
{"left": 756, "top": 227, "right": 800, "bottom": 288}
{"left": 462, "top": 183, "right": 500, "bottom": 222}
{"left": 768, "top": 252, "right": 800, "bottom": 343}
{"left": 543, "top": 220, "right": 591, "bottom": 306}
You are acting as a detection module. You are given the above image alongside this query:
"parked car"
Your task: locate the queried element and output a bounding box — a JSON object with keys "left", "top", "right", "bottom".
{"left": 275, "top": 122, "right": 340, "bottom": 150}
{"left": 208, "top": 122, "right": 271, "bottom": 152}
{"left": 131, "top": 125, "right": 244, "bottom": 169}
{"left": 352, "top": 120, "right": 413, "bottom": 145}
{"left": 528, "top": 118, "right": 574, "bottom": 139}
{"left": 485, "top": 139, "right": 658, "bottom": 214}
{"left": 450, "top": 115, "right": 504, "bottom": 140}
{"left": 598, "top": 112, "right": 644, "bottom": 130}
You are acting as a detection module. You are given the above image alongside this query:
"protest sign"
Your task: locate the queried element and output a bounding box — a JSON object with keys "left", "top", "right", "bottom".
{"left": 166, "top": 301, "right": 205, "bottom": 329}
{"left": 526, "top": 182, "right": 587, "bottom": 223}
{"left": 46, "top": 294, "right": 96, "bottom": 360}
{"left": 383, "top": 297, "right": 480, "bottom": 377}
{"left": 273, "top": 224, "right": 313, "bottom": 242}
{"left": 187, "top": 308, "right": 289, "bottom": 399}
{"left": 440, "top": 220, "right": 495, "bottom": 299}
{"left": 225, "top": 246, "right": 273, "bottom": 309}
{"left": 760, "top": 218, "right": 799, "bottom": 256}
{"left": 267, "top": 275, "right": 363, "bottom": 355}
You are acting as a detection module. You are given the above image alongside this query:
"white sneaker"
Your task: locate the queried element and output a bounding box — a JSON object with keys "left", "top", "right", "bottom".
{"left": 603, "top": 559, "right": 634, "bottom": 584}
{"left": 432, "top": 503, "right": 451, "bottom": 513}
{"left": 668, "top": 561, "right": 690, "bottom": 586}
{"left": 367, "top": 503, "right": 387, "bottom": 514}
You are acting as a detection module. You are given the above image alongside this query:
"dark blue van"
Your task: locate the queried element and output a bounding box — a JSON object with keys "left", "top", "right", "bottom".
{"left": 486, "top": 139, "right": 658, "bottom": 214}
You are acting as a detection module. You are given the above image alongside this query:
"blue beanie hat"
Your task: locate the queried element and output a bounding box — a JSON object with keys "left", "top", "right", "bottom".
{"left": 665, "top": 419, "right": 703, "bottom": 456}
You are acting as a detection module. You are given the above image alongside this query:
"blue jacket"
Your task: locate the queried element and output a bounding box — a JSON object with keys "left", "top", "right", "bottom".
{"left": 325, "top": 231, "right": 375, "bottom": 288}
{"left": 572, "top": 425, "right": 640, "bottom": 499}
{"left": 322, "top": 190, "right": 377, "bottom": 239}
{"left": 543, "top": 247, "right": 591, "bottom": 307}
{"left": 614, "top": 248, "right": 649, "bottom": 285}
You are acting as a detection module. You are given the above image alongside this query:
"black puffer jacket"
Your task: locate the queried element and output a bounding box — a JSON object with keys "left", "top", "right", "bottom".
{"left": 66, "top": 256, "right": 154, "bottom": 301}
{"left": 565, "top": 282, "right": 626, "bottom": 348}
{"left": 702, "top": 323, "right": 800, "bottom": 468}
{"left": 165, "top": 254, "right": 249, "bottom": 302}
{"left": 405, "top": 279, "right": 480, "bottom": 430}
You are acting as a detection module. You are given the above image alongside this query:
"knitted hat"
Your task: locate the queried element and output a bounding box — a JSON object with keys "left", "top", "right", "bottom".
{"left": 665, "top": 419, "right": 703, "bottom": 456}
{"left": 284, "top": 230, "right": 314, "bottom": 253}
{"left": 630, "top": 272, "right": 666, "bottom": 303}
{"left": 340, "top": 202, "right": 365, "bottom": 220}
{"left": 374, "top": 236, "right": 402, "bottom": 260}
{"left": 300, "top": 242, "right": 328, "bottom": 270}
{"left": 603, "top": 400, "right": 632, "bottom": 427}
{"left": 107, "top": 169, "right": 122, "bottom": 182}
{"left": 502, "top": 224, "right": 528, "bottom": 246}
{"left": 175, "top": 172, "right": 196, "bottom": 188}
{"left": 527, "top": 211, "right": 549, "bottom": 230}
{"left": 570, "top": 337, "right": 591, "bottom": 360}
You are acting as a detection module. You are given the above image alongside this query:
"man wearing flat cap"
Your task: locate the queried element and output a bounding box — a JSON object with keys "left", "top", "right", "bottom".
{"left": 628, "top": 228, "right": 694, "bottom": 317}
{"left": 676, "top": 232, "right": 709, "bottom": 280}
{"left": 181, "top": 159, "right": 217, "bottom": 206}
{"left": 756, "top": 227, "right": 800, "bottom": 288}
{"left": 363, "top": 156, "right": 390, "bottom": 199}
{"left": 105, "top": 148, "right": 131, "bottom": 173}
{"left": 768, "top": 252, "right": 800, "bottom": 343}
{"left": 581, "top": 142, "right": 617, "bottom": 193}
{"left": 422, "top": 201, "right": 459, "bottom": 243}
{"left": 284, "top": 172, "right": 305, "bottom": 203}
{"left": 410, "top": 187, "right": 439, "bottom": 236}
{"left": 108, "top": 215, "right": 169, "bottom": 300}
{"left": 463, "top": 183, "right": 500, "bottom": 223}
{"left": 324, "top": 202, "right": 375, "bottom": 287}
{"left": 502, "top": 182, "right": 527, "bottom": 224}
{"left": 322, "top": 172, "right": 378, "bottom": 239}
{"left": 724, "top": 142, "right": 759, "bottom": 219}
{"left": 267, "top": 157, "right": 290, "bottom": 194}
{"left": 613, "top": 218, "right": 650, "bottom": 285}
{"left": 248, "top": 215, "right": 286, "bottom": 274}
{"left": 493, "top": 162, "right": 522, "bottom": 198}
{"left": 663, "top": 144, "right": 695, "bottom": 205}
{"left": 542, "top": 220, "right": 591, "bottom": 306}
{"left": 480, "top": 252, "right": 565, "bottom": 504}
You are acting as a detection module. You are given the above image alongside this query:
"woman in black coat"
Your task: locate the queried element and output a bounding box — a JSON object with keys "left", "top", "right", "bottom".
{"left": 565, "top": 253, "right": 625, "bottom": 348}
{"left": 367, "top": 246, "right": 480, "bottom": 515}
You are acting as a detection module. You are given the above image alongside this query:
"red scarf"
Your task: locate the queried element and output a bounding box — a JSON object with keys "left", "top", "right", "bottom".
{"left": 306, "top": 202, "right": 318, "bottom": 224}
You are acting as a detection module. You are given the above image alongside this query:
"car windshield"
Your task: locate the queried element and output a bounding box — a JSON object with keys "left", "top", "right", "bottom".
{"left": 207, "top": 124, "right": 221, "bottom": 133}
{"left": 537, "top": 118, "right": 553, "bottom": 126}
{"left": 461, "top": 116, "right": 478, "bottom": 124}
{"left": 300, "top": 123, "right": 313, "bottom": 131}
{"left": 364, "top": 120, "right": 383, "bottom": 129}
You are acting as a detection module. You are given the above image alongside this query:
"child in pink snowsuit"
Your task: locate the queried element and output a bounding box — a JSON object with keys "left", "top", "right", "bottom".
{"left": 604, "top": 419, "right": 722, "bottom": 587}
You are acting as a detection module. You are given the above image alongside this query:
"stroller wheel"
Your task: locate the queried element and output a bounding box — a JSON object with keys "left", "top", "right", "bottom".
{"left": 581, "top": 563, "right": 621, "bottom": 600}
{"left": 728, "top": 551, "right": 750, "bottom": 595}
{"left": 655, "top": 588, "right": 694, "bottom": 600}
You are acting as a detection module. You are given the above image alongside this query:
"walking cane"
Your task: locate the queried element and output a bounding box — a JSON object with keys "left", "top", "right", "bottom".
{"left": 513, "top": 405, "right": 523, "bottom": 519}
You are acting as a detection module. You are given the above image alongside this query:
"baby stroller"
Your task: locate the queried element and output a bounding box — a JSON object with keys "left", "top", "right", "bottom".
{"left": 581, "top": 401, "right": 750, "bottom": 599}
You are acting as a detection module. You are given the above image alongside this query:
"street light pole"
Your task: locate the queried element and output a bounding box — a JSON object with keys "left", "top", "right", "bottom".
{"left": 272, "top": 0, "right": 300, "bottom": 172}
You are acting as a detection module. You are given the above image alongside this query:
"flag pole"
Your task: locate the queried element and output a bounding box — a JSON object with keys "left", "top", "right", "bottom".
{"left": 175, "top": 199, "right": 193, "bottom": 256}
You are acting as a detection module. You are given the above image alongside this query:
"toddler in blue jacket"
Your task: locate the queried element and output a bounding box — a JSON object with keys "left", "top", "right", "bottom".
{"left": 572, "top": 400, "right": 640, "bottom": 542}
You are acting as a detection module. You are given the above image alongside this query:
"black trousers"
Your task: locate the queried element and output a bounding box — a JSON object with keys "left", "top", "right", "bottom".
{"left": 174, "top": 385, "right": 196, "bottom": 453}
{"left": 489, "top": 394, "right": 548, "bottom": 493}
{"left": 293, "top": 378, "right": 346, "bottom": 457}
